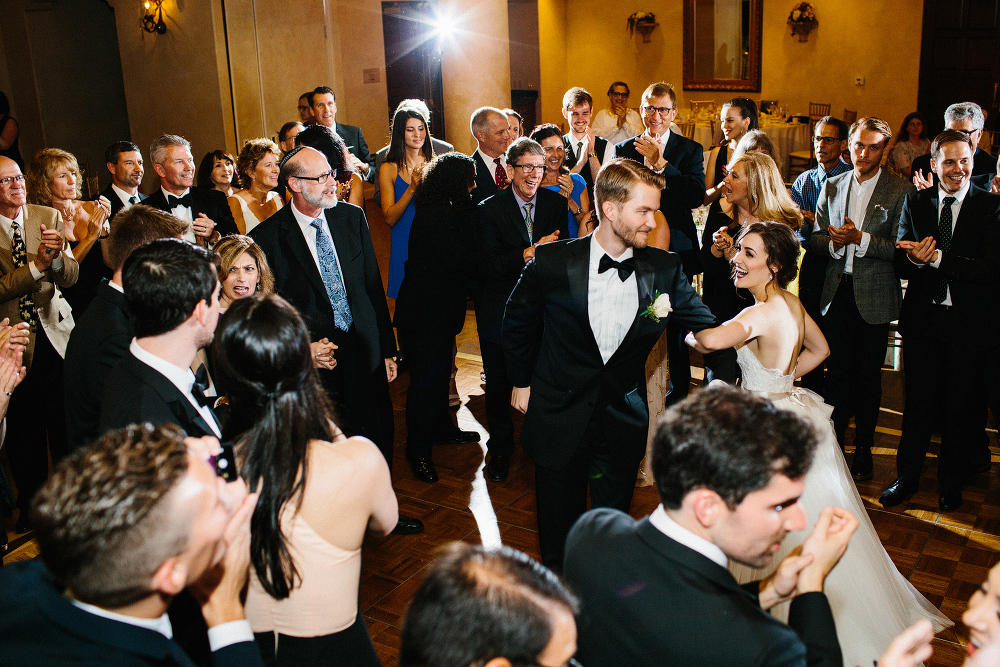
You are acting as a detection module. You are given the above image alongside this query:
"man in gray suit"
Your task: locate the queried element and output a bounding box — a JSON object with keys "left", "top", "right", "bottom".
{"left": 811, "top": 117, "right": 914, "bottom": 481}
{"left": 372, "top": 99, "right": 453, "bottom": 201}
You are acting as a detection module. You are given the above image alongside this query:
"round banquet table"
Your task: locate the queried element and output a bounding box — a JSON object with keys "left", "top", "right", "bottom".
{"left": 688, "top": 119, "right": 811, "bottom": 181}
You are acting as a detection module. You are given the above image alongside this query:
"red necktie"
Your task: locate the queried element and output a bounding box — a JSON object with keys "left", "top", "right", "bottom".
{"left": 494, "top": 157, "right": 509, "bottom": 189}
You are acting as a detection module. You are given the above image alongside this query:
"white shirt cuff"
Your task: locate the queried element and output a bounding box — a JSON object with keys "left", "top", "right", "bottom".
{"left": 929, "top": 249, "right": 943, "bottom": 268}
{"left": 28, "top": 262, "right": 43, "bottom": 281}
{"left": 828, "top": 241, "right": 845, "bottom": 258}
{"left": 207, "top": 620, "right": 255, "bottom": 651}
{"left": 854, "top": 232, "right": 871, "bottom": 258}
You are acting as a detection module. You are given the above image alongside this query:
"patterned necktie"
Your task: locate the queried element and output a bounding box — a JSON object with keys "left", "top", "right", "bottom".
{"left": 10, "top": 221, "right": 37, "bottom": 326}
{"left": 494, "top": 157, "right": 509, "bottom": 189}
{"left": 523, "top": 203, "right": 533, "bottom": 242}
{"left": 934, "top": 196, "right": 956, "bottom": 303}
{"left": 310, "top": 219, "right": 353, "bottom": 331}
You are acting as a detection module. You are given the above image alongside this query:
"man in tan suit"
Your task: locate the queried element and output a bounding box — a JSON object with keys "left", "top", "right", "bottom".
{"left": 0, "top": 155, "right": 78, "bottom": 533}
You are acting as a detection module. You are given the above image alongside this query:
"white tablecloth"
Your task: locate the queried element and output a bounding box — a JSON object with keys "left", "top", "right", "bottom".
{"left": 691, "top": 121, "right": 811, "bottom": 181}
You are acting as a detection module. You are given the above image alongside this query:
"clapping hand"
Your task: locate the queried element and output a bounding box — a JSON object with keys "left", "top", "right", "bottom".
{"left": 0, "top": 336, "right": 27, "bottom": 420}
{"left": 634, "top": 135, "right": 665, "bottom": 170}
{"left": 33, "top": 223, "right": 64, "bottom": 270}
{"left": 796, "top": 506, "right": 858, "bottom": 593}
{"left": 557, "top": 173, "right": 574, "bottom": 199}
{"left": 0, "top": 318, "right": 30, "bottom": 354}
{"left": 192, "top": 213, "right": 217, "bottom": 246}
{"left": 912, "top": 169, "right": 933, "bottom": 190}
{"left": 897, "top": 237, "right": 937, "bottom": 264}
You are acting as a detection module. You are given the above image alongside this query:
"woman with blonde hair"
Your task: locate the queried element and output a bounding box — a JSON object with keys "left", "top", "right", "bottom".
{"left": 25, "top": 148, "right": 110, "bottom": 312}
{"left": 228, "top": 138, "right": 283, "bottom": 234}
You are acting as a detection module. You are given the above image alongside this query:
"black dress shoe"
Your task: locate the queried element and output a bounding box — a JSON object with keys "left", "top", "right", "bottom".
{"left": 486, "top": 454, "right": 510, "bottom": 482}
{"left": 14, "top": 514, "right": 31, "bottom": 535}
{"left": 879, "top": 478, "right": 918, "bottom": 508}
{"left": 407, "top": 456, "right": 439, "bottom": 483}
{"left": 939, "top": 486, "right": 963, "bottom": 512}
{"left": 391, "top": 514, "right": 424, "bottom": 535}
{"left": 440, "top": 430, "right": 480, "bottom": 445}
{"left": 851, "top": 446, "right": 873, "bottom": 481}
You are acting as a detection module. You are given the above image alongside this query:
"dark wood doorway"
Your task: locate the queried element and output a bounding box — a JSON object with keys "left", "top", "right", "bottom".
{"left": 918, "top": 0, "right": 1000, "bottom": 136}
{"left": 381, "top": 2, "right": 448, "bottom": 142}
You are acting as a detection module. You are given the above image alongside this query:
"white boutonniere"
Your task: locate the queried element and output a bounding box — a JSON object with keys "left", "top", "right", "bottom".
{"left": 640, "top": 291, "right": 672, "bottom": 323}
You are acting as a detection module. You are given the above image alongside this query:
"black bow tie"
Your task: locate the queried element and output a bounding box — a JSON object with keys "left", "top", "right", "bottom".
{"left": 598, "top": 254, "right": 636, "bottom": 281}
{"left": 191, "top": 364, "right": 213, "bottom": 407}
{"left": 166, "top": 192, "right": 193, "bottom": 208}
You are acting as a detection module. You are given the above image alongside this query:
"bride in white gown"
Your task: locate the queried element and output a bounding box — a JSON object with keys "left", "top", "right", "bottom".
{"left": 687, "top": 221, "right": 951, "bottom": 667}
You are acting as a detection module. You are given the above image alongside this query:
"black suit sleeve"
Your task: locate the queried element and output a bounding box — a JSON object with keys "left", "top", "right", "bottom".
{"left": 502, "top": 255, "right": 546, "bottom": 388}
{"left": 358, "top": 210, "right": 397, "bottom": 358}
{"left": 200, "top": 189, "right": 239, "bottom": 238}
{"left": 478, "top": 199, "right": 528, "bottom": 281}
{"left": 663, "top": 140, "right": 706, "bottom": 210}
{"left": 938, "top": 191, "right": 1000, "bottom": 282}
{"left": 668, "top": 262, "right": 719, "bottom": 333}
{"left": 787, "top": 592, "right": 842, "bottom": 667}
{"left": 356, "top": 128, "right": 376, "bottom": 183}
{"left": 894, "top": 192, "right": 925, "bottom": 280}
{"left": 211, "top": 640, "right": 265, "bottom": 667}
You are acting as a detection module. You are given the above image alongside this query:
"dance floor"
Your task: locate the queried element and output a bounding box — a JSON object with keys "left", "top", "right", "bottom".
{"left": 3, "top": 195, "right": 996, "bottom": 666}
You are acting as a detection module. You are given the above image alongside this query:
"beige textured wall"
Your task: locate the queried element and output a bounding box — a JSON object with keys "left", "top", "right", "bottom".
{"left": 440, "top": 0, "right": 513, "bottom": 155}
{"left": 538, "top": 0, "right": 923, "bottom": 136}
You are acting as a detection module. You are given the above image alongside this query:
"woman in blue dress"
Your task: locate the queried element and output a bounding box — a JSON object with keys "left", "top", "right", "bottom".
{"left": 529, "top": 124, "right": 593, "bottom": 237}
{"left": 379, "top": 106, "right": 434, "bottom": 299}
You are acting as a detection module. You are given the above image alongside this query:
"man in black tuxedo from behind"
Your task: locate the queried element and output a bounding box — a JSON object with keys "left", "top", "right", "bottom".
{"left": 0, "top": 423, "right": 263, "bottom": 667}
{"left": 503, "top": 158, "right": 718, "bottom": 569}
{"left": 102, "top": 141, "right": 147, "bottom": 220}
{"left": 880, "top": 130, "right": 1000, "bottom": 513}
{"left": 64, "top": 205, "right": 187, "bottom": 451}
{"left": 614, "top": 82, "right": 715, "bottom": 405}
{"left": 311, "top": 85, "right": 376, "bottom": 183}
{"left": 144, "top": 134, "right": 239, "bottom": 245}
{"left": 470, "top": 106, "right": 515, "bottom": 205}
{"left": 100, "top": 239, "right": 223, "bottom": 441}
{"left": 564, "top": 385, "right": 854, "bottom": 667}
{"left": 476, "top": 138, "right": 567, "bottom": 484}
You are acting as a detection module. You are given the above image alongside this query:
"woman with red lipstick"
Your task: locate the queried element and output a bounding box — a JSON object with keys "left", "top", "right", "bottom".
{"left": 688, "top": 221, "right": 951, "bottom": 667}
{"left": 704, "top": 97, "right": 759, "bottom": 206}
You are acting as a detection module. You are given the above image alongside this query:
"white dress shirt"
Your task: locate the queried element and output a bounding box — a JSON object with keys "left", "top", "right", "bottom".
{"left": 111, "top": 184, "right": 139, "bottom": 210}
{"left": 566, "top": 130, "right": 614, "bottom": 167}
{"left": 829, "top": 168, "right": 881, "bottom": 273}
{"left": 927, "top": 181, "right": 970, "bottom": 305}
{"left": 162, "top": 186, "right": 197, "bottom": 244}
{"left": 588, "top": 235, "right": 638, "bottom": 363}
{"left": 649, "top": 504, "right": 728, "bottom": 567}
{"left": 592, "top": 108, "right": 645, "bottom": 146}
{"left": 290, "top": 201, "right": 347, "bottom": 287}
{"left": 70, "top": 599, "right": 253, "bottom": 650}
{"left": 129, "top": 339, "right": 221, "bottom": 437}
{"left": 0, "top": 206, "right": 62, "bottom": 280}
{"left": 477, "top": 149, "right": 506, "bottom": 184}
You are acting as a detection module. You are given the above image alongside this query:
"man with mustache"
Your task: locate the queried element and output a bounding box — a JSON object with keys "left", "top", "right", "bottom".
{"left": 809, "top": 117, "right": 914, "bottom": 482}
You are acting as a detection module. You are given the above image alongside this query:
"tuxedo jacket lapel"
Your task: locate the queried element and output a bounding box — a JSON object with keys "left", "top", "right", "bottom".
{"left": 501, "top": 191, "right": 531, "bottom": 245}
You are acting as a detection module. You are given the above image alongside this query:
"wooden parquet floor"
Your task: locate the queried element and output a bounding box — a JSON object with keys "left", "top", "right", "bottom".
{"left": 3, "top": 196, "right": 997, "bottom": 667}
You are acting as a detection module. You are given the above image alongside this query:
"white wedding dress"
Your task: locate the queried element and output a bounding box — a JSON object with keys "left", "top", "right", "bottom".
{"left": 727, "top": 344, "right": 951, "bottom": 667}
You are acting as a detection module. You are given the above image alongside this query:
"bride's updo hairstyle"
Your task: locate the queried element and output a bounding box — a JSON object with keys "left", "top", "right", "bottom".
{"left": 212, "top": 294, "right": 337, "bottom": 598}
{"left": 736, "top": 221, "right": 800, "bottom": 288}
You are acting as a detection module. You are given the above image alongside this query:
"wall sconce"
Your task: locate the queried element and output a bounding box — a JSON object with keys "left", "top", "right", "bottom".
{"left": 142, "top": 0, "right": 167, "bottom": 34}
{"left": 627, "top": 11, "right": 659, "bottom": 43}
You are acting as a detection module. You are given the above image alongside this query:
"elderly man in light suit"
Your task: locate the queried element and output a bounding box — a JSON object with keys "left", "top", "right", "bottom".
{"left": 810, "top": 117, "right": 914, "bottom": 482}
{"left": 0, "top": 155, "right": 78, "bottom": 532}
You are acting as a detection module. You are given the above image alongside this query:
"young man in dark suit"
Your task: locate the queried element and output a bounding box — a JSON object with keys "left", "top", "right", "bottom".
{"left": 311, "top": 85, "right": 376, "bottom": 182}
{"left": 614, "top": 82, "right": 711, "bottom": 406}
{"left": 561, "top": 86, "right": 609, "bottom": 203}
{"left": 477, "top": 138, "right": 567, "bottom": 484}
{"left": 100, "top": 239, "right": 223, "bottom": 440}
{"left": 102, "top": 140, "right": 146, "bottom": 220}
{"left": 564, "top": 385, "right": 854, "bottom": 667}
{"left": 503, "top": 158, "right": 718, "bottom": 569}
{"left": 64, "top": 205, "right": 187, "bottom": 451}
{"left": 251, "top": 146, "right": 422, "bottom": 535}
{"left": 469, "top": 106, "right": 514, "bottom": 205}
{"left": 881, "top": 130, "right": 1000, "bottom": 513}
{"left": 0, "top": 423, "right": 262, "bottom": 667}
{"left": 143, "top": 134, "right": 239, "bottom": 244}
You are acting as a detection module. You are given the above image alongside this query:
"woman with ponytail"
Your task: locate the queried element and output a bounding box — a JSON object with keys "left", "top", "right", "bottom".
{"left": 213, "top": 294, "right": 397, "bottom": 666}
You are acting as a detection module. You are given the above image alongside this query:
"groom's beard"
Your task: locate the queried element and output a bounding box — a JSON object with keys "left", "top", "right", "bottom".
{"left": 612, "top": 218, "right": 652, "bottom": 250}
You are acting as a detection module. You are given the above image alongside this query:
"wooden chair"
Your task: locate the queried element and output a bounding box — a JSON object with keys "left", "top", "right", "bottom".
{"left": 789, "top": 102, "right": 833, "bottom": 179}
{"left": 676, "top": 122, "right": 695, "bottom": 139}
{"left": 809, "top": 101, "right": 831, "bottom": 118}
{"left": 843, "top": 108, "right": 858, "bottom": 124}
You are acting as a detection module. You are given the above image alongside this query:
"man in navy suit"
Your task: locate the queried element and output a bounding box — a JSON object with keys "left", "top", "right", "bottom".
{"left": 101, "top": 141, "right": 147, "bottom": 220}
{"left": 311, "top": 85, "right": 376, "bottom": 182}
{"left": 881, "top": 130, "right": 1000, "bottom": 512}
{"left": 0, "top": 422, "right": 263, "bottom": 667}
{"left": 504, "top": 158, "right": 719, "bottom": 569}
{"left": 100, "top": 239, "right": 223, "bottom": 441}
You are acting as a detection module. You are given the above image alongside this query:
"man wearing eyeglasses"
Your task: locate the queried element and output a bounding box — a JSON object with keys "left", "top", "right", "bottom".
{"left": 250, "top": 147, "right": 423, "bottom": 536}
{"left": 910, "top": 102, "right": 998, "bottom": 189}
{"left": 791, "top": 116, "right": 851, "bottom": 394}
{"left": 0, "top": 423, "right": 263, "bottom": 667}
{"left": 593, "top": 81, "right": 644, "bottom": 147}
{"left": 0, "top": 155, "right": 78, "bottom": 535}
{"left": 476, "top": 138, "right": 568, "bottom": 484}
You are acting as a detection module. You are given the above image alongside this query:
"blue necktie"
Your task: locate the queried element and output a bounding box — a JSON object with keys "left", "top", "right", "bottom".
{"left": 310, "top": 218, "right": 353, "bottom": 331}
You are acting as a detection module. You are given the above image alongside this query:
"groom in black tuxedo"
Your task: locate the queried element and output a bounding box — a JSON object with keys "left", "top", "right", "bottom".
{"left": 503, "top": 158, "right": 721, "bottom": 569}
{"left": 881, "top": 130, "right": 1000, "bottom": 512}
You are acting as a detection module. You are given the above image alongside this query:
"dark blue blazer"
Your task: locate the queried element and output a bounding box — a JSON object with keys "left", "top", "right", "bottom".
{"left": 614, "top": 132, "right": 706, "bottom": 278}
{"left": 0, "top": 560, "right": 263, "bottom": 667}
{"left": 336, "top": 122, "right": 376, "bottom": 183}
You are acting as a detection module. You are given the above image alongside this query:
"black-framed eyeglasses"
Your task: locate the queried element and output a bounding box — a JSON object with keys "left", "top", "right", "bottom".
{"left": 813, "top": 136, "right": 839, "bottom": 145}
{"left": 0, "top": 174, "right": 25, "bottom": 186}
{"left": 643, "top": 105, "right": 675, "bottom": 116}
{"left": 294, "top": 171, "right": 334, "bottom": 184}
{"left": 610, "top": 91, "right": 629, "bottom": 98}
{"left": 513, "top": 164, "right": 547, "bottom": 174}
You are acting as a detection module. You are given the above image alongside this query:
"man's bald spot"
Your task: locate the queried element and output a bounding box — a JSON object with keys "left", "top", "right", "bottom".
{"left": 0, "top": 156, "right": 18, "bottom": 173}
